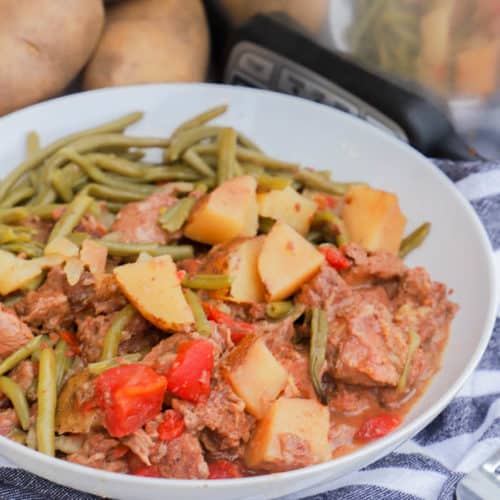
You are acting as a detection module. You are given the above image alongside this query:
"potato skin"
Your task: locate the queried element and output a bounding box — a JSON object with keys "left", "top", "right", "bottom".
{"left": 83, "top": 0, "right": 210, "bottom": 89}
{"left": 0, "top": 0, "right": 105, "bottom": 116}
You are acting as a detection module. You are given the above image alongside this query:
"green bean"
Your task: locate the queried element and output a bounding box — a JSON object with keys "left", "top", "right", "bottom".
{"left": 217, "top": 128, "right": 237, "bottom": 184}
{"left": 2, "top": 294, "right": 24, "bottom": 307}
{"left": 1, "top": 242, "right": 43, "bottom": 258}
{"left": 23, "top": 271, "right": 46, "bottom": 292}
{"left": 169, "top": 126, "right": 221, "bottom": 161}
{"left": 313, "top": 210, "right": 349, "bottom": 246}
{"left": 97, "top": 240, "right": 194, "bottom": 260}
{"left": 172, "top": 105, "right": 228, "bottom": 136}
{"left": 306, "top": 230, "right": 323, "bottom": 244}
{"left": 30, "top": 204, "right": 65, "bottom": 219}
{"left": 36, "top": 347, "right": 57, "bottom": 456}
{"left": 84, "top": 183, "right": 148, "bottom": 202}
{"left": 295, "top": 169, "right": 352, "bottom": 195}
{"left": 309, "top": 307, "right": 328, "bottom": 403}
{"left": 101, "top": 305, "right": 136, "bottom": 361}
{"left": 265, "top": 301, "right": 294, "bottom": 320}
{"left": 142, "top": 165, "right": 200, "bottom": 183}
{"left": 0, "top": 225, "right": 31, "bottom": 244}
{"left": 182, "top": 274, "right": 231, "bottom": 290}
{"left": 1, "top": 186, "right": 35, "bottom": 208}
{"left": 26, "top": 131, "right": 40, "bottom": 157}
{"left": 66, "top": 232, "right": 89, "bottom": 246}
{"left": 48, "top": 191, "right": 93, "bottom": 243}
{"left": 237, "top": 132, "right": 262, "bottom": 152}
{"left": 54, "top": 340, "right": 70, "bottom": 390}
{"left": 0, "top": 112, "right": 144, "bottom": 201}
{"left": 87, "top": 153, "right": 143, "bottom": 177}
{"left": 51, "top": 169, "right": 74, "bottom": 202}
{"left": 60, "top": 148, "right": 155, "bottom": 195}
{"left": 241, "top": 164, "right": 266, "bottom": 177}
{"left": 159, "top": 197, "right": 196, "bottom": 233}
{"left": 233, "top": 159, "right": 244, "bottom": 177}
{"left": 182, "top": 149, "right": 215, "bottom": 177}
{"left": 8, "top": 428, "right": 27, "bottom": 444}
{"left": 235, "top": 147, "right": 299, "bottom": 172}
{"left": 183, "top": 289, "right": 211, "bottom": 337}
{"left": 399, "top": 222, "right": 431, "bottom": 258}
{"left": 258, "top": 217, "right": 275, "bottom": 234}
{"left": 0, "top": 377, "right": 30, "bottom": 431}
{"left": 256, "top": 176, "right": 291, "bottom": 190}
{"left": 88, "top": 353, "right": 143, "bottom": 376}
{"left": 122, "top": 150, "right": 145, "bottom": 161}
{"left": 0, "top": 207, "right": 30, "bottom": 223}
{"left": 106, "top": 201, "right": 125, "bottom": 213}
{"left": 397, "top": 330, "right": 420, "bottom": 392}
{"left": 26, "top": 426, "right": 37, "bottom": 450}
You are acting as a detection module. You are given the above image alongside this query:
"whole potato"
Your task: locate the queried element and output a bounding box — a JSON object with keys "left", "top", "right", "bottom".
{"left": 83, "top": 0, "right": 210, "bottom": 89}
{"left": 0, "top": 0, "right": 105, "bottom": 116}
{"left": 219, "top": 0, "right": 329, "bottom": 34}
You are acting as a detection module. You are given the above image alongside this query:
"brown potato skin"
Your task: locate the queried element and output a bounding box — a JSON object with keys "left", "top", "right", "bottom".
{"left": 83, "top": 0, "right": 210, "bottom": 89}
{"left": 0, "top": 0, "right": 105, "bottom": 116}
{"left": 219, "top": 0, "right": 329, "bottom": 34}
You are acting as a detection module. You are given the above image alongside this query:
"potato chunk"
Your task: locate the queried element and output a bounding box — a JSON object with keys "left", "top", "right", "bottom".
{"left": 257, "top": 186, "right": 317, "bottom": 235}
{"left": 245, "top": 397, "right": 330, "bottom": 470}
{"left": 184, "top": 175, "right": 258, "bottom": 245}
{"left": 258, "top": 222, "right": 324, "bottom": 301}
{"left": 342, "top": 185, "right": 407, "bottom": 255}
{"left": 223, "top": 335, "right": 287, "bottom": 418}
{"left": 201, "top": 237, "right": 265, "bottom": 302}
{"left": 44, "top": 237, "right": 80, "bottom": 260}
{"left": 114, "top": 255, "right": 193, "bottom": 331}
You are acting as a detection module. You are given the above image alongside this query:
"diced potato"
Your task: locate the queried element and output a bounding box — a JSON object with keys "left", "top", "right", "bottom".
{"left": 257, "top": 186, "right": 317, "bottom": 235}
{"left": 114, "top": 255, "right": 194, "bottom": 331}
{"left": 223, "top": 335, "right": 288, "bottom": 418}
{"left": 342, "top": 185, "right": 407, "bottom": 255}
{"left": 64, "top": 258, "right": 85, "bottom": 286}
{"left": 184, "top": 175, "right": 258, "bottom": 245}
{"left": 44, "top": 237, "right": 80, "bottom": 260}
{"left": 455, "top": 40, "right": 499, "bottom": 96}
{"left": 245, "top": 397, "right": 330, "bottom": 470}
{"left": 201, "top": 237, "right": 265, "bottom": 302}
{"left": 0, "top": 250, "right": 42, "bottom": 295}
{"left": 80, "top": 239, "right": 108, "bottom": 274}
{"left": 258, "top": 222, "right": 324, "bottom": 301}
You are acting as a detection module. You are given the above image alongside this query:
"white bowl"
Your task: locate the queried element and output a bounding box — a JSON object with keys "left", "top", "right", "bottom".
{"left": 0, "top": 84, "right": 497, "bottom": 500}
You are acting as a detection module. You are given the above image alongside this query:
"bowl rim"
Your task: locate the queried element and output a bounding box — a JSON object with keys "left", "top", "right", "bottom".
{"left": 0, "top": 82, "right": 497, "bottom": 491}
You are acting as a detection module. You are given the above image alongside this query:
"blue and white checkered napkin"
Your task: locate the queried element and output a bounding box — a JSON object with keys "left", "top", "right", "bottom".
{"left": 1, "top": 159, "right": 499, "bottom": 500}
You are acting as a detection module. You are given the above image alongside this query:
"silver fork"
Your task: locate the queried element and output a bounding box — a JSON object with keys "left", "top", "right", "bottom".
{"left": 456, "top": 448, "right": 500, "bottom": 500}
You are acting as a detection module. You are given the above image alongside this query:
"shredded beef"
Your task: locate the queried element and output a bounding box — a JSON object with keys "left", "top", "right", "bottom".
{"left": 0, "top": 304, "right": 33, "bottom": 358}
{"left": 0, "top": 409, "right": 19, "bottom": 436}
{"left": 142, "top": 334, "right": 190, "bottom": 374}
{"left": 158, "top": 433, "right": 208, "bottom": 479}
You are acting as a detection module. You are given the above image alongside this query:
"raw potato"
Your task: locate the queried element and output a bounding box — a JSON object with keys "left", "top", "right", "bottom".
{"left": 258, "top": 222, "right": 324, "bottom": 301}
{"left": 83, "top": 0, "right": 209, "bottom": 89}
{"left": 0, "top": 0, "right": 104, "bottom": 116}
{"left": 201, "top": 237, "right": 265, "bottom": 302}
{"left": 114, "top": 255, "right": 194, "bottom": 332}
{"left": 220, "top": 0, "right": 328, "bottom": 34}
{"left": 257, "top": 186, "right": 318, "bottom": 235}
{"left": 342, "top": 185, "right": 407, "bottom": 255}
{"left": 223, "top": 335, "right": 288, "bottom": 418}
{"left": 245, "top": 397, "right": 330, "bottom": 470}
{"left": 184, "top": 176, "right": 258, "bottom": 246}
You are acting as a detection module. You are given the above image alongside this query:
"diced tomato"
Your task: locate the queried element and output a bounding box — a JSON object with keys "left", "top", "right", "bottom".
{"left": 130, "top": 460, "right": 161, "bottom": 478}
{"left": 208, "top": 460, "right": 242, "bottom": 479}
{"left": 158, "top": 409, "right": 185, "bottom": 441}
{"left": 203, "top": 303, "right": 253, "bottom": 343}
{"left": 354, "top": 414, "right": 401, "bottom": 443}
{"left": 167, "top": 339, "right": 214, "bottom": 403}
{"left": 59, "top": 331, "right": 81, "bottom": 355}
{"left": 176, "top": 270, "right": 187, "bottom": 282}
{"left": 319, "top": 246, "right": 351, "bottom": 271}
{"left": 94, "top": 364, "right": 167, "bottom": 438}
{"left": 314, "top": 194, "right": 337, "bottom": 210}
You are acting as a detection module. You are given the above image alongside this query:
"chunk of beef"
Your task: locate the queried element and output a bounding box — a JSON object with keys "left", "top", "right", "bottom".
{"left": 122, "top": 429, "right": 156, "bottom": 466}
{"left": 0, "top": 409, "right": 19, "bottom": 436}
{"left": 0, "top": 305, "right": 33, "bottom": 358}
{"left": 142, "top": 334, "right": 190, "bottom": 374}
{"left": 342, "top": 242, "right": 406, "bottom": 285}
{"left": 328, "top": 383, "right": 379, "bottom": 416}
{"left": 332, "top": 302, "right": 408, "bottom": 387}
{"left": 158, "top": 433, "right": 208, "bottom": 479}
{"left": 66, "top": 432, "right": 128, "bottom": 473}
{"left": 110, "top": 185, "right": 179, "bottom": 244}
{"left": 176, "top": 258, "right": 202, "bottom": 276}
{"left": 77, "top": 312, "right": 158, "bottom": 363}
{"left": 275, "top": 433, "right": 314, "bottom": 471}
{"left": 20, "top": 216, "right": 53, "bottom": 245}
{"left": 173, "top": 379, "right": 253, "bottom": 451}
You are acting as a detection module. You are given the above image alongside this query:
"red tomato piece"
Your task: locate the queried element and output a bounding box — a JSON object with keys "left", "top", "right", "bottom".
{"left": 314, "top": 194, "right": 337, "bottom": 210}
{"left": 208, "top": 460, "right": 242, "bottom": 479}
{"left": 59, "top": 331, "right": 81, "bottom": 355}
{"left": 319, "top": 246, "right": 351, "bottom": 271}
{"left": 354, "top": 414, "right": 401, "bottom": 443}
{"left": 167, "top": 339, "right": 214, "bottom": 403}
{"left": 94, "top": 364, "right": 167, "bottom": 438}
{"left": 158, "top": 409, "right": 185, "bottom": 441}
{"left": 203, "top": 303, "right": 253, "bottom": 343}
